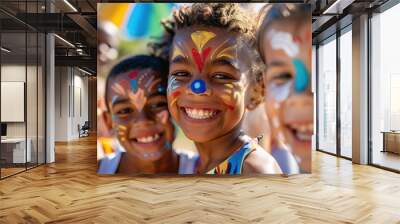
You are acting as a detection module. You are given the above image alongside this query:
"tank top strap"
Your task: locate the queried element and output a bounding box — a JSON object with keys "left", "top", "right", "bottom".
{"left": 207, "top": 138, "right": 257, "bottom": 175}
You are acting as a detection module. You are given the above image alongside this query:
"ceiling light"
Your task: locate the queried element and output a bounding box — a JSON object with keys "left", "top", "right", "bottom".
{"left": 54, "top": 34, "right": 75, "bottom": 48}
{"left": 323, "top": 0, "right": 355, "bottom": 15}
{"left": 1, "top": 47, "right": 11, "bottom": 53}
{"left": 63, "top": 0, "right": 78, "bottom": 12}
{"left": 78, "top": 67, "right": 93, "bottom": 76}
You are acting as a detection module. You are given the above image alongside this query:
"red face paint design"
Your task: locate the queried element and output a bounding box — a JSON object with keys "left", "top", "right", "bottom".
{"left": 171, "top": 90, "right": 181, "bottom": 98}
{"left": 191, "top": 47, "right": 212, "bottom": 72}
{"left": 293, "top": 36, "right": 302, "bottom": 44}
{"left": 118, "top": 79, "right": 130, "bottom": 89}
{"left": 128, "top": 70, "right": 139, "bottom": 79}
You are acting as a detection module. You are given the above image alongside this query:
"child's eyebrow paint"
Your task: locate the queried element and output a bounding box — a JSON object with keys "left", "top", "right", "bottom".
{"left": 111, "top": 96, "right": 119, "bottom": 105}
{"left": 293, "top": 59, "right": 309, "bottom": 93}
{"left": 172, "top": 45, "right": 185, "bottom": 60}
{"left": 267, "top": 29, "right": 299, "bottom": 58}
{"left": 112, "top": 83, "right": 125, "bottom": 96}
{"left": 137, "top": 72, "right": 145, "bottom": 85}
{"left": 144, "top": 74, "right": 155, "bottom": 89}
{"left": 190, "top": 79, "right": 206, "bottom": 94}
{"left": 215, "top": 46, "right": 235, "bottom": 60}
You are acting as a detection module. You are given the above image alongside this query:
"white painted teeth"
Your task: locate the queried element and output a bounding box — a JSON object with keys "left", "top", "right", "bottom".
{"left": 296, "top": 131, "right": 312, "bottom": 141}
{"left": 290, "top": 123, "right": 313, "bottom": 141}
{"left": 290, "top": 124, "right": 313, "bottom": 132}
{"left": 136, "top": 134, "right": 160, "bottom": 143}
{"left": 184, "top": 108, "right": 217, "bottom": 120}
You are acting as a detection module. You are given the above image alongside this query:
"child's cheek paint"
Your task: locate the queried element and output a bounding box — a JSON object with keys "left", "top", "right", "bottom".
{"left": 221, "top": 83, "right": 241, "bottom": 111}
{"left": 267, "top": 81, "right": 292, "bottom": 102}
{"left": 117, "top": 125, "right": 128, "bottom": 142}
{"left": 156, "top": 110, "right": 169, "bottom": 125}
{"left": 293, "top": 59, "right": 309, "bottom": 93}
{"left": 167, "top": 76, "right": 182, "bottom": 107}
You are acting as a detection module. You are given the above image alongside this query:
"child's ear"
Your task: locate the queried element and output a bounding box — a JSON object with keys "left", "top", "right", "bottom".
{"left": 103, "top": 111, "right": 113, "bottom": 130}
{"left": 246, "top": 73, "right": 265, "bottom": 111}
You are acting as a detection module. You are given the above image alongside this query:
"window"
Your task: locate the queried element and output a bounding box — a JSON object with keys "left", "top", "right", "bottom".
{"left": 371, "top": 3, "right": 400, "bottom": 171}
{"left": 317, "top": 36, "right": 337, "bottom": 154}
{"left": 339, "top": 28, "right": 352, "bottom": 158}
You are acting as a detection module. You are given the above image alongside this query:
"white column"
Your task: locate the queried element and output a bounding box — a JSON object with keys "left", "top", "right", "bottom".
{"left": 46, "top": 32, "right": 55, "bottom": 163}
{"left": 352, "top": 14, "right": 369, "bottom": 164}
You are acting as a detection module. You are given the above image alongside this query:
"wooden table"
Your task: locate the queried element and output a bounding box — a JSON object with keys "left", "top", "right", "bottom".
{"left": 381, "top": 131, "right": 400, "bottom": 154}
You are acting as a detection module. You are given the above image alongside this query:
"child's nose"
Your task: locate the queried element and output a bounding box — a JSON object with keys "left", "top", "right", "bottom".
{"left": 135, "top": 111, "right": 155, "bottom": 124}
{"left": 285, "top": 94, "right": 313, "bottom": 109}
{"left": 186, "top": 79, "right": 212, "bottom": 96}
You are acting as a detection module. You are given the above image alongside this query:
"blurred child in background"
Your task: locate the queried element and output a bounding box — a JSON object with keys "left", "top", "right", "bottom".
{"left": 98, "top": 55, "right": 179, "bottom": 174}
{"left": 257, "top": 4, "right": 313, "bottom": 173}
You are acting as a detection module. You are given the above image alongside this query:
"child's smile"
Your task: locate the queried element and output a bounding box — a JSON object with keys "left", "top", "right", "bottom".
{"left": 168, "top": 26, "right": 252, "bottom": 143}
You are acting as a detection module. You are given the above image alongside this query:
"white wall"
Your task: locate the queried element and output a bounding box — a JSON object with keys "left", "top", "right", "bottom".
{"left": 54, "top": 67, "right": 89, "bottom": 141}
{"left": 1, "top": 65, "right": 34, "bottom": 138}
{"left": 1, "top": 64, "right": 46, "bottom": 164}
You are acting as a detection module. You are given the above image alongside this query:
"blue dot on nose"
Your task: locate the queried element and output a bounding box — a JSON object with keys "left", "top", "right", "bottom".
{"left": 191, "top": 79, "right": 206, "bottom": 94}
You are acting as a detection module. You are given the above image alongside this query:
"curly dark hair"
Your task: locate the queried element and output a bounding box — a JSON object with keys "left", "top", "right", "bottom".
{"left": 148, "top": 3, "right": 265, "bottom": 106}
{"left": 149, "top": 3, "right": 257, "bottom": 59}
{"left": 256, "top": 3, "right": 311, "bottom": 62}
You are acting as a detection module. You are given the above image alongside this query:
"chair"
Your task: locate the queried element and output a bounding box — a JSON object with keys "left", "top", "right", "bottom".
{"left": 79, "top": 121, "right": 90, "bottom": 138}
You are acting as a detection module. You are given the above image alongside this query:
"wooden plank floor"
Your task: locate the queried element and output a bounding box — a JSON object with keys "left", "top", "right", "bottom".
{"left": 1, "top": 136, "right": 400, "bottom": 224}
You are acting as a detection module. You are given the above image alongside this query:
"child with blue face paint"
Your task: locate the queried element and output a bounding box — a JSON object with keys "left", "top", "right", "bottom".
{"left": 257, "top": 4, "right": 313, "bottom": 173}
{"left": 154, "top": 3, "right": 282, "bottom": 174}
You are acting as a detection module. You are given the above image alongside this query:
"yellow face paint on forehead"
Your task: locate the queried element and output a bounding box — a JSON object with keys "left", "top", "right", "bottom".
{"left": 172, "top": 45, "right": 185, "bottom": 60}
{"left": 216, "top": 45, "right": 236, "bottom": 59}
{"left": 191, "top": 30, "right": 216, "bottom": 51}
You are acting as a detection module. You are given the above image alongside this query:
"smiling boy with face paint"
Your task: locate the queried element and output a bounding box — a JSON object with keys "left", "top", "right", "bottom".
{"left": 98, "top": 55, "right": 180, "bottom": 174}
{"left": 257, "top": 4, "right": 313, "bottom": 173}
{"left": 161, "top": 3, "right": 282, "bottom": 174}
